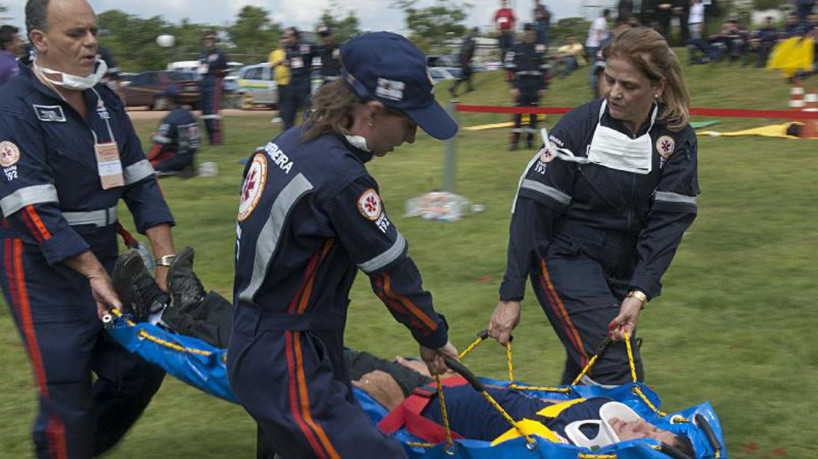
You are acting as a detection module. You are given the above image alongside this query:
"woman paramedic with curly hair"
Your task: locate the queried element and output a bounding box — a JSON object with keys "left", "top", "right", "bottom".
{"left": 488, "top": 27, "right": 699, "bottom": 386}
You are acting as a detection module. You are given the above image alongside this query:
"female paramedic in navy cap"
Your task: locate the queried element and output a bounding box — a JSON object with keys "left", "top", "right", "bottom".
{"left": 488, "top": 27, "right": 699, "bottom": 386}
{"left": 227, "top": 31, "right": 459, "bottom": 458}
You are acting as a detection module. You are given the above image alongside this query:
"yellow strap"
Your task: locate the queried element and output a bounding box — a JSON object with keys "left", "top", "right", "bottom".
{"left": 506, "top": 340, "right": 514, "bottom": 381}
{"left": 535, "top": 398, "right": 586, "bottom": 418}
{"left": 459, "top": 335, "right": 484, "bottom": 360}
{"left": 490, "top": 418, "right": 562, "bottom": 446}
{"left": 110, "top": 308, "right": 213, "bottom": 357}
{"left": 508, "top": 384, "right": 571, "bottom": 393}
{"left": 435, "top": 374, "right": 454, "bottom": 451}
{"left": 481, "top": 392, "right": 538, "bottom": 448}
{"left": 623, "top": 331, "right": 638, "bottom": 383}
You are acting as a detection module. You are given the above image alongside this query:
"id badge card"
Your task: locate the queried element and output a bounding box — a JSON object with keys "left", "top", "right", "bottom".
{"left": 95, "top": 142, "right": 124, "bottom": 189}
{"left": 291, "top": 57, "right": 304, "bottom": 69}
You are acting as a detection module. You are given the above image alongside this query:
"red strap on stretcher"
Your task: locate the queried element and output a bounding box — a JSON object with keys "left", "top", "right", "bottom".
{"left": 377, "top": 376, "right": 468, "bottom": 444}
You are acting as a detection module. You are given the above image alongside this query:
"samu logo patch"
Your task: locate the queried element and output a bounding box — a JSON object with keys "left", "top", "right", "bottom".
{"left": 33, "top": 105, "right": 66, "bottom": 123}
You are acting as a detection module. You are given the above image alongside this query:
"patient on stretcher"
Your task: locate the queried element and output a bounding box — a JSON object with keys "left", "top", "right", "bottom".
{"left": 112, "top": 248, "right": 694, "bottom": 455}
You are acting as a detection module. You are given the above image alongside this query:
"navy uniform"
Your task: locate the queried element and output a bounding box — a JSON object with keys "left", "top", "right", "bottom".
{"left": 317, "top": 26, "right": 342, "bottom": 86}
{"left": 197, "top": 45, "right": 227, "bottom": 145}
{"left": 228, "top": 32, "right": 458, "bottom": 459}
{"left": 0, "top": 63, "right": 174, "bottom": 457}
{"left": 506, "top": 25, "right": 550, "bottom": 150}
{"left": 147, "top": 105, "right": 200, "bottom": 175}
{"left": 500, "top": 98, "right": 699, "bottom": 385}
{"left": 281, "top": 39, "right": 315, "bottom": 130}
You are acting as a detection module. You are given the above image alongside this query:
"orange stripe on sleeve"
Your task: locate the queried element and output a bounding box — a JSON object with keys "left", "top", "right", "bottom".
{"left": 25, "top": 206, "right": 52, "bottom": 241}
{"left": 381, "top": 273, "right": 439, "bottom": 331}
{"left": 20, "top": 209, "right": 43, "bottom": 243}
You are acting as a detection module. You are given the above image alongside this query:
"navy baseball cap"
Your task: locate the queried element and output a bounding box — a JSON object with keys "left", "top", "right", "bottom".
{"left": 341, "top": 32, "right": 458, "bottom": 140}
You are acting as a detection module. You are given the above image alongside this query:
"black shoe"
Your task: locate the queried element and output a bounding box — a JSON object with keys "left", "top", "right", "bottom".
{"left": 113, "top": 249, "right": 168, "bottom": 321}
{"left": 168, "top": 247, "right": 206, "bottom": 312}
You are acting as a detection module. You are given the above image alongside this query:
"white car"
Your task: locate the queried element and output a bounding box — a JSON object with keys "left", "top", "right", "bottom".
{"left": 236, "top": 63, "right": 279, "bottom": 108}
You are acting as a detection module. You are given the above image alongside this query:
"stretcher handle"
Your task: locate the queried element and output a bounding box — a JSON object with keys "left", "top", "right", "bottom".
{"left": 476, "top": 329, "right": 513, "bottom": 342}
{"left": 694, "top": 414, "right": 722, "bottom": 457}
{"left": 658, "top": 442, "right": 694, "bottom": 459}
{"left": 443, "top": 356, "right": 485, "bottom": 393}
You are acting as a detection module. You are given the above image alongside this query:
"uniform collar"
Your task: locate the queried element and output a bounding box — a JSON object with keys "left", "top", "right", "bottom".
{"left": 340, "top": 134, "right": 374, "bottom": 163}
{"left": 599, "top": 99, "right": 665, "bottom": 138}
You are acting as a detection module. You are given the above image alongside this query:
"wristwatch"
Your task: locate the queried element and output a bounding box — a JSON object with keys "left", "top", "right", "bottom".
{"left": 155, "top": 254, "right": 177, "bottom": 267}
{"left": 627, "top": 289, "right": 648, "bottom": 308}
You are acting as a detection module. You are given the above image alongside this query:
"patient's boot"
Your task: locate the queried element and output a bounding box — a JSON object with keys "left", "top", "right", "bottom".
{"left": 113, "top": 249, "right": 168, "bottom": 321}
{"left": 168, "top": 246, "right": 206, "bottom": 311}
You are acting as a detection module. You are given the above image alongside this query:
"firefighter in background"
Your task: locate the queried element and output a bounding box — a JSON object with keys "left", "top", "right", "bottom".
{"left": 507, "top": 23, "right": 549, "bottom": 151}
{"left": 147, "top": 85, "right": 200, "bottom": 177}
{"left": 317, "top": 25, "right": 342, "bottom": 86}
{"left": 197, "top": 31, "right": 227, "bottom": 145}
{"left": 280, "top": 27, "right": 315, "bottom": 130}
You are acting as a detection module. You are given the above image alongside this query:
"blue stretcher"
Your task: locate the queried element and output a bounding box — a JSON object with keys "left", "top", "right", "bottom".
{"left": 106, "top": 315, "right": 728, "bottom": 459}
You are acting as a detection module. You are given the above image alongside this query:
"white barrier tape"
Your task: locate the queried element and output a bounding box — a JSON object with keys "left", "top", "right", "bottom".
{"left": 791, "top": 87, "right": 805, "bottom": 95}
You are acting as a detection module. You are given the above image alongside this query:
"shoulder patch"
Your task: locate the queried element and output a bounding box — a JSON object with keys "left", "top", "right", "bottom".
{"left": 237, "top": 154, "right": 268, "bottom": 222}
{"left": 357, "top": 188, "right": 382, "bottom": 221}
{"left": 32, "top": 105, "right": 66, "bottom": 123}
{"left": 0, "top": 141, "right": 21, "bottom": 167}
{"left": 656, "top": 135, "right": 675, "bottom": 158}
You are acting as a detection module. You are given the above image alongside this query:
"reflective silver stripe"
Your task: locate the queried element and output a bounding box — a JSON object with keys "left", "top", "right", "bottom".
{"left": 200, "top": 114, "right": 223, "bottom": 120}
{"left": 62, "top": 205, "right": 118, "bottom": 227}
{"left": 520, "top": 179, "right": 571, "bottom": 205}
{"left": 238, "top": 173, "right": 314, "bottom": 303}
{"left": 516, "top": 70, "right": 542, "bottom": 76}
{"left": 323, "top": 76, "right": 340, "bottom": 81}
{"left": 152, "top": 135, "right": 172, "bottom": 144}
{"left": 358, "top": 232, "right": 406, "bottom": 273}
{"left": 124, "top": 160, "right": 156, "bottom": 185}
{"left": 655, "top": 191, "right": 698, "bottom": 206}
{"left": 0, "top": 184, "right": 59, "bottom": 216}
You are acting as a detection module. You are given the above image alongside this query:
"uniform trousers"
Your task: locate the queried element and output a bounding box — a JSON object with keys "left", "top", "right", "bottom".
{"left": 529, "top": 222, "right": 644, "bottom": 386}
{"left": 0, "top": 237, "right": 165, "bottom": 458}
{"left": 228, "top": 305, "right": 407, "bottom": 459}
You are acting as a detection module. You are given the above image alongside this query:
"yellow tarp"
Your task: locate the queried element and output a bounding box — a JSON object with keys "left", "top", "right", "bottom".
{"left": 700, "top": 122, "right": 803, "bottom": 139}
{"left": 767, "top": 37, "right": 815, "bottom": 78}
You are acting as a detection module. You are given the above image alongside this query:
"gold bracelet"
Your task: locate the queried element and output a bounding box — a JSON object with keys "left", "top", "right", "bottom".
{"left": 154, "top": 254, "right": 177, "bottom": 267}
{"left": 627, "top": 290, "right": 648, "bottom": 308}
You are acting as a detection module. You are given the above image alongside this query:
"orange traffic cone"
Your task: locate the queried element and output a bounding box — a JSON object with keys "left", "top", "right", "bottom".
{"left": 801, "top": 87, "right": 818, "bottom": 138}
{"left": 789, "top": 81, "right": 805, "bottom": 110}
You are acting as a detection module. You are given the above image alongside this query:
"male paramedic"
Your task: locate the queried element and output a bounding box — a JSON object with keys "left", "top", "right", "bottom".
{"left": 146, "top": 85, "right": 201, "bottom": 177}
{"left": 0, "top": 1, "right": 177, "bottom": 457}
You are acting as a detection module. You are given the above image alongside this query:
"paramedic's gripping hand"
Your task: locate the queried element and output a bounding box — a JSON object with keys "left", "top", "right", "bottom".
{"left": 608, "top": 297, "right": 642, "bottom": 341}
{"left": 64, "top": 250, "right": 123, "bottom": 320}
{"left": 488, "top": 300, "right": 521, "bottom": 346}
{"left": 89, "top": 275, "right": 122, "bottom": 320}
{"left": 420, "top": 341, "right": 460, "bottom": 376}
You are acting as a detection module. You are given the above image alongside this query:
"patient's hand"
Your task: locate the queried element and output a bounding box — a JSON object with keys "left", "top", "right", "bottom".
{"left": 395, "top": 355, "right": 457, "bottom": 379}
{"left": 352, "top": 370, "right": 405, "bottom": 411}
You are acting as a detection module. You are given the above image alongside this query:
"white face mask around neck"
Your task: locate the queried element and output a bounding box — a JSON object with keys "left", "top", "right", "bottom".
{"left": 586, "top": 99, "right": 657, "bottom": 175}
{"left": 344, "top": 134, "right": 371, "bottom": 152}
{"left": 35, "top": 58, "right": 108, "bottom": 91}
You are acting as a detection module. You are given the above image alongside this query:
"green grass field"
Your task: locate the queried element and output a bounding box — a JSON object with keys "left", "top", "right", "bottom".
{"left": 1, "top": 56, "right": 817, "bottom": 458}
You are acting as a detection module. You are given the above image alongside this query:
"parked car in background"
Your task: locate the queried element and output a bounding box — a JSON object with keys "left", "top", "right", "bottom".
{"left": 236, "top": 63, "right": 279, "bottom": 109}
{"left": 428, "top": 67, "right": 458, "bottom": 82}
{"left": 117, "top": 70, "right": 199, "bottom": 110}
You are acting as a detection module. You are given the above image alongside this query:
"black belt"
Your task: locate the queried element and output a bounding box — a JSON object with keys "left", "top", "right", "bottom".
{"left": 236, "top": 304, "right": 346, "bottom": 333}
